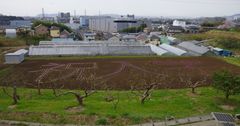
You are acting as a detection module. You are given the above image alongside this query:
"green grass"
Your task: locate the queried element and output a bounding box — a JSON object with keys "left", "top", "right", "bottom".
{"left": 222, "top": 57, "right": 240, "bottom": 67}
{"left": 0, "top": 36, "right": 26, "bottom": 47}
{"left": 175, "top": 30, "right": 240, "bottom": 54}
{"left": 0, "top": 87, "right": 240, "bottom": 125}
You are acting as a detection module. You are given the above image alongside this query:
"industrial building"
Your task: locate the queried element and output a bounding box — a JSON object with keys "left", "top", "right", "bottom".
{"left": 148, "top": 44, "right": 174, "bottom": 56}
{"left": 57, "top": 12, "right": 71, "bottom": 23}
{"left": 10, "top": 20, "right": 32, "bottom": 28}
{"left": 5, "top": 49, "right": 28, "bottom": 64}
{"left": 159, "top": 44, "right": 187, "bottom": 56}
{"left": 29, "top": 45, "right": 154, "bottom": 56}
{"left": 178, "top": 41, "right": 214, "bottom": 56}
{"left": 80, "top": 16, "right": 90, "bottom": 27}
{"left": 30, "top": 40, "right": 154, "bottom": 56}
{"left": 89, "top": 15, "right": 139, "bottom": 33}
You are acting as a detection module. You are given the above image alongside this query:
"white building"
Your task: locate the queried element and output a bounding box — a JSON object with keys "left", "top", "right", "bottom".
{"left": 89, "top": 16, "right": 139, "bottom": 33}
{"left": 159, "top": 44, "right": 187, "bottom": 56}
{"left": 89, "top": 16, "right": 117, "bottom": 33}
{"left": 173, "top": 20, "right": 186, "bottom": 28}
{"left": 5, "top": 29, "right": 17, "bottom": 38}
{"left": 83, "top": 33, "right": 96, "bottom": 41}
{"left": 5, "top": 49, "right": 28, "bottom": 64}
{"left": 80, "top": 16, "right": 90, "bottom": 27}
{"left": 29, "top": 41, "right": 154, "bottom": 56}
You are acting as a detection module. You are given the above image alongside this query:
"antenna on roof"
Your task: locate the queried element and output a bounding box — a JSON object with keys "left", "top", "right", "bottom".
{"left": 84, "top": 9, "right": 87, "bottom": 16}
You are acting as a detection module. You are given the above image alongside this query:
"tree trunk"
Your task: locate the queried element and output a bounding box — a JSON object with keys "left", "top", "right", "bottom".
{"left": 192, "top": 87, "right": 195, "bottom": 94}
{"left": 52, "top": 88, "right": 56, "bottom": 96}
{"left": 37, "top": 83, "right": 41, "bottom": 95}
{"left": 141, "top": 96, "right": 148, "bottom": 104}
{"left": 75, "top": 94, "right": 84, "bottom": 106}
{"left": 12, "top": 86, "right": 19, "bottom": 105}
{"left": 225, "top": 93, "right": 229, "bottom": 99}
{"left": 141, "top": 98, "right": 145, "bottom": 104}
{"left": 38, "top": 88, "right": 41, "bottom": 95}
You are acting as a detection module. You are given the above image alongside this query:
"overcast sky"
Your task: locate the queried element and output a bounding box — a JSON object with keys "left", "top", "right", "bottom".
{"left": 0, "top": 0, "right": 240, "bottom": 17}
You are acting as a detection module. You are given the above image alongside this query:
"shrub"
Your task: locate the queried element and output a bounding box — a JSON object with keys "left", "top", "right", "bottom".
{"left": 95, "top": 118, "right": 108, "bottom": 125}
{"left": 212, "top": 70, "right": 240, "bottom": 99}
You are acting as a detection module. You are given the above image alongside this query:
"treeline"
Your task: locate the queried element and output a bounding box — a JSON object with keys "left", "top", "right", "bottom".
{"left": 32, "top": 20, "right": 72, "bottom": 33}
{"left": 201, "top": 21, "right": 223, "bottom": 27}
{"left": 0, "top": 16, "right": 24, "bottom": 25}
{"left": 119, "top": 24, "right": 147, "bottom": 33}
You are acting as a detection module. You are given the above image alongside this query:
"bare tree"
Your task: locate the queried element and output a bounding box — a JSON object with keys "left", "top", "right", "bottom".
{"left": 2, "top": 82, "right": 20, "bottom": 105}
{"left": 130, "top": 72, "right": 167, "bottom": 104}
{"left": 112, "top": 93, "right": 120, "bottom": 110}
{"left": 131, "top": 83, "right": 158, "bottom": 104}
{"left": 25, "top": 82, "right": 42, "bottom": 95}
{"left": 53, "top": 73, "right": 98, "bottom": 106}
{"left": 103, "top": 84, "right": 120, "bottom": 110}
{"left": 178, "top": 69, "right": 208, "bottom": 94}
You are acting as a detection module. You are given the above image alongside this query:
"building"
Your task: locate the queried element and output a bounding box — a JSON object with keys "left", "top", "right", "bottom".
{"left": 173, "top": 20, "right": 186, "bottom": 27}
{"left": 89, "top": 15, "right": 139, "bottom": 33}
{"left": 178, "top": 41, "right": 214, "bottom": 56}
{"left": 148, "top": 44, "right": 174, "bottom": 56}
{"left": 34, "top": 24, "right": 49, "bottom": 36}
{"left": 5, "top": 49, "right": 28, "bottom": 64}
{"left": 29, "top": 41, "right": 154, "bottom": 56}
{"left": 212, "top": 47, "right": 232, "bottom": 57}
{"left": 51, "top": 38, "right": 74, "bottom": 42}
{"left": 108, "top": 36, "right": 121, "bottom": 42}
{"left": 60, "top": 29, "right": 71, "bottom": 38}
{"left": 122, "top": 35, "right": 137, "bottom": 42}
{"left": 136, "top": 33, "right": 148, "bottom": 43}
{"left": 50, "top": 26, "right": 60, "bottom": 38}
{"left": 159, "top": 44, "right": 187, "bottom": 56}
{"left": 65, "top": 23, "right": 80, "bottom": 30}
{"left": 148, "top": 34, "right": 161, "bottom": 45}
{"left": 5, "top": 29, "right": 17, "bottom": 38}
{"left": 143, "top": 28, "right": 151, "bottom": 33}
{"left": 57, "top": 12, "right": 71, "bottom": 23}
{"left": 89, "top": 16, "right": 116, "bottom": 33}
{"left": 167, "top": 26, "right": 185, "bottom": 34}
{"left": 83, "top": 32, "right": 96, "bottom": 41}
{"left": 80, "top": 16, "right": 90, "bottom": 27}
{"left": 167, "top": 36, "right": 179, "bottom": 45}
{"left": 10, "top": 20, "right": 31, "bottom": 28}
{"left": 185, "top": 25, "right": 200, "bottom": 33}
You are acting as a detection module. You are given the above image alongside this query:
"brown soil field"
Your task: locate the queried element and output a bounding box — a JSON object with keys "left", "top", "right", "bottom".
{"left": 1, "top": 57, "right": 240, "bottom": 90}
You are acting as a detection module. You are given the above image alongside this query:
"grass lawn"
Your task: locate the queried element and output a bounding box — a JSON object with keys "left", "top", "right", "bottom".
{"left": 222, "top": 57, "right": 240, "bottom": 67}
{"left": 175, "top": 30, "right": 240, "bottom": 55}
{"left": 0, "top": 87, "right": 240, "bottom": 125}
